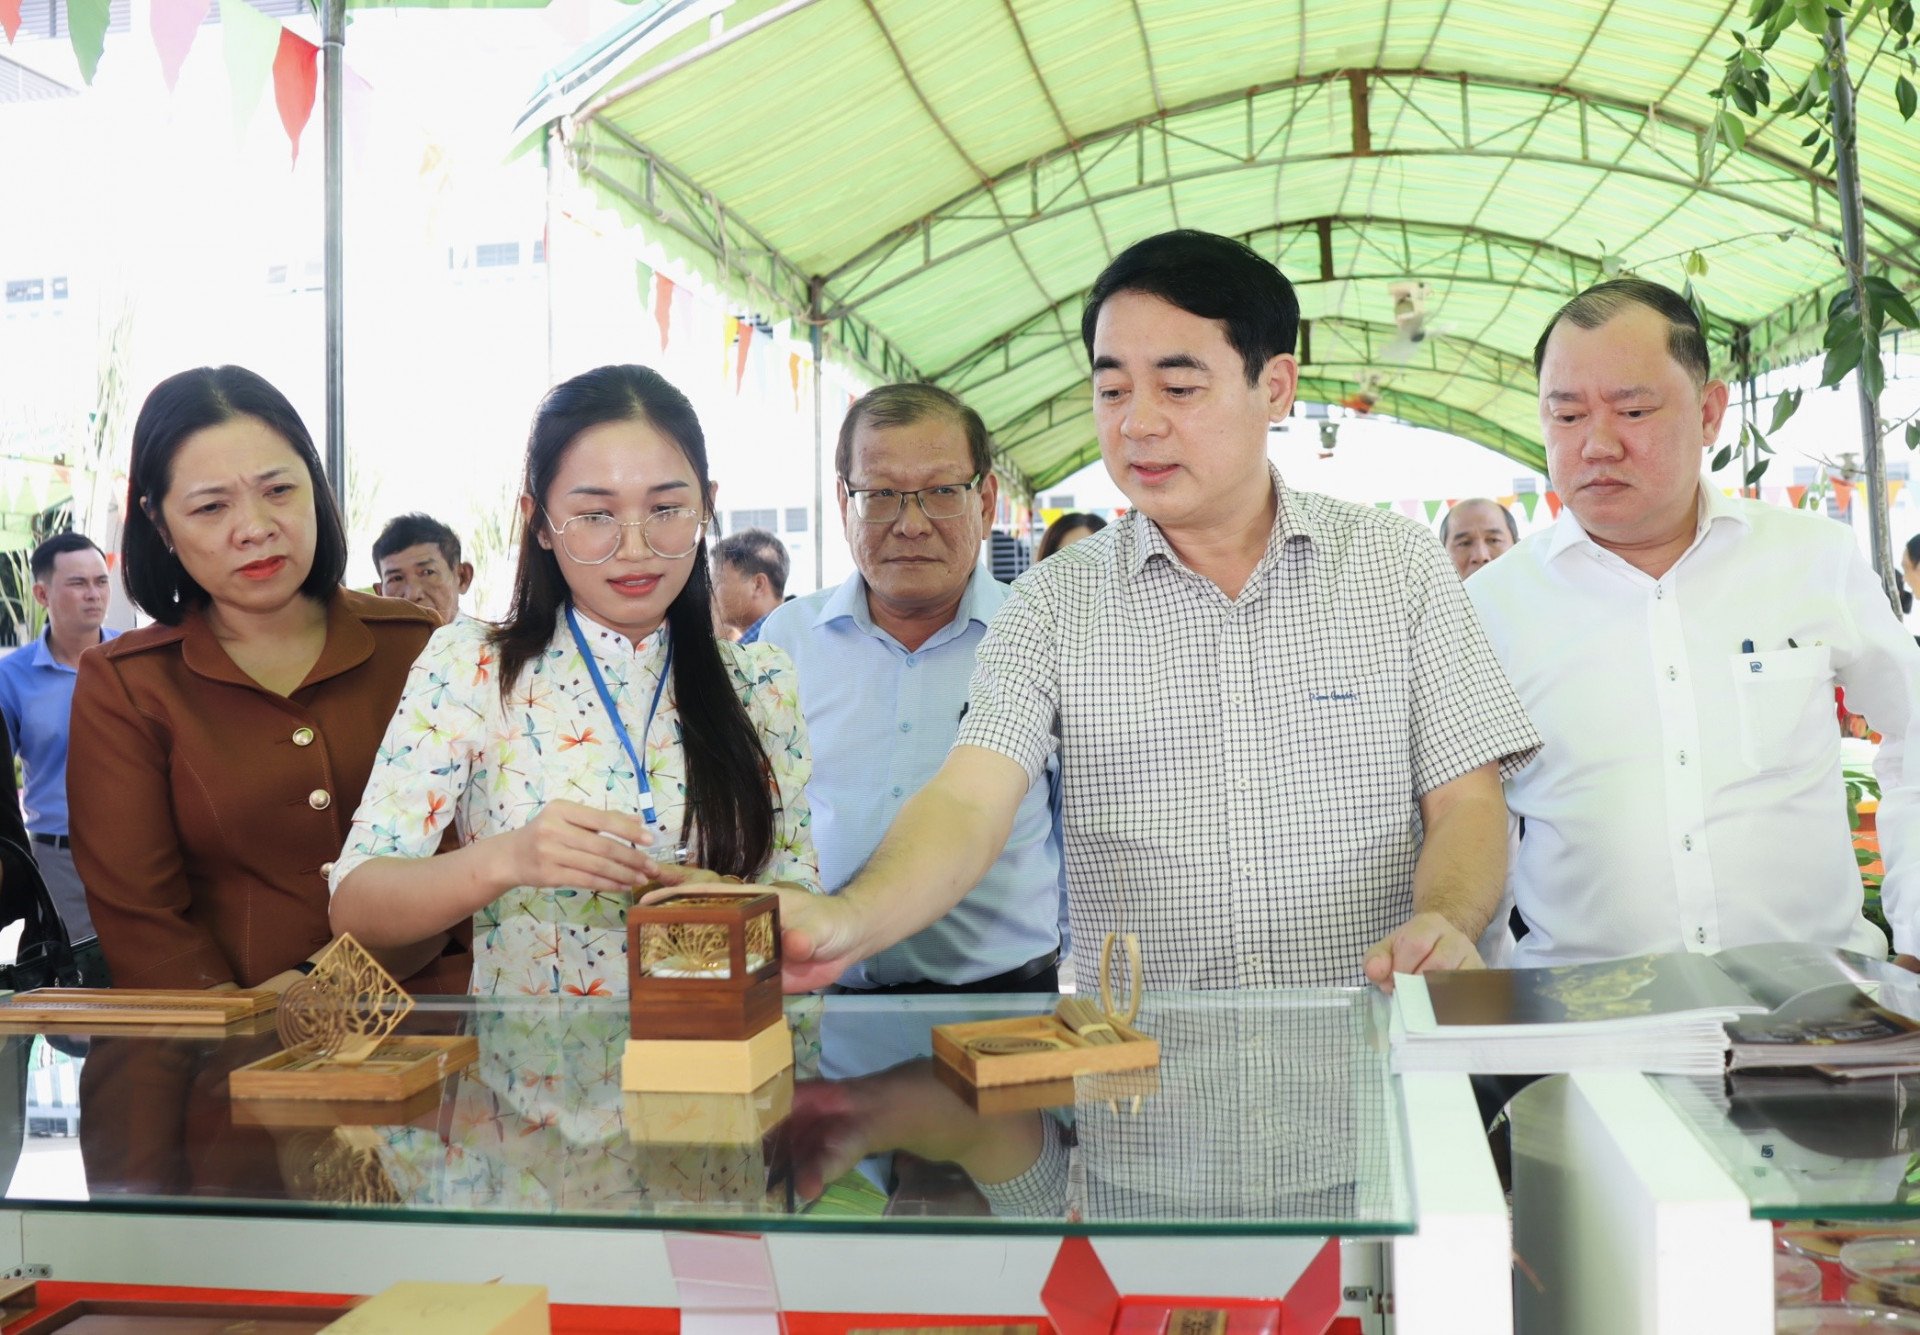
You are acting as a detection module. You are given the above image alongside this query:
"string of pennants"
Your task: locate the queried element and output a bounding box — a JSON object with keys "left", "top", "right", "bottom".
{"left": 1, "top": 0, "right": 344, "bottom": 164}
{"left": 1383, "top": 479, "right": 1892, "bottom": 526}
{"left": 639, "top": 261, "right": 830, "bottom": 413}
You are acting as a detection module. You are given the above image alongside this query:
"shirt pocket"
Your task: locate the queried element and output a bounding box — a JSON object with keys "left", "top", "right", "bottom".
{"left": 1728, "top": 646, "right": 1833, "bottom": 775}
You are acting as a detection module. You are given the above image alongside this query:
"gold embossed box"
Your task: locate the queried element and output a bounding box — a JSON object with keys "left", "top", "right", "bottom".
{"left": 624, "top": 890, "right": 791, "bottom": 1093}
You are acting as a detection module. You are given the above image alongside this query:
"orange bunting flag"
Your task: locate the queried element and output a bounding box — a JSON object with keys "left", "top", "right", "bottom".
{"left": 1544, "top": 491, "right": 1563, "bottom": 518}
{"left": 653, "top": 273, "right": 675, "bottom": 350}
{"left": 271, "top": 28, "right": 319, "bottom": 164}
{"left": 1832, "top": 478, "right": 1854, "bottom": 514}
{"left": 734, "top": 321, "right": 754, "bottom": 394}
{"left": 1788, "top": 484, "right": 1809, "bottom": 508}
{"left": 1, "top": 0, "right": 19, "bottom": 44}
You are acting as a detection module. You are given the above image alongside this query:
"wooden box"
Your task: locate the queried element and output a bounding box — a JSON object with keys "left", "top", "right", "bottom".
{"left": 0, "top": 988, "right": 277, "bottom": 1029}
{"left": 230, "top": 1082, "right": 447, "bottom": 1129}
{"left": 628, "top": 890, "right": 782, "bottom": 1042}
{"left": 932, "top": 1014, "right": 1159, "bottom": 1089}
{"left": 229, "top": 1034, "right": 478, "bottom": 1102}
{"left": 322, "top": 1282, "right": 548, "bottom": 1334}
{"left": 626, "top": 1067, "right": 794, "bottom": 1145}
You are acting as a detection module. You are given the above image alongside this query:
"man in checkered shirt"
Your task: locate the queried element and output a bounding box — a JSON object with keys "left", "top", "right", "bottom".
{"left": 777, "top": 230, "right": 1541, "bottom": 991}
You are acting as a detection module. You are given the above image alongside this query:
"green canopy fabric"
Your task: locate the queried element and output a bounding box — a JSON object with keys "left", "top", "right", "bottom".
{"left": 521, "top": 0, "right": 1920, "bottom": 494}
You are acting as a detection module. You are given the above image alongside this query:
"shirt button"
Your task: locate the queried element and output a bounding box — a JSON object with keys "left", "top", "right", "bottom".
{"left": 1677, "top": 750, "right": 1688, "bottom": 766}
{"left": 904, "top": 657, "right": 916, "bottom": 669}
{"left": 320, "top": 861, "right": 335, "bottom": 878}
{"left": 1236, "top": 779, "right": 1250, "bottom": 791}
{"left": 1683, "top": 835, "right": 1694, "bottom": 852}
{"left": 1231, "top": 693, "right": 1246, "bottom": 706}
{"left": 308, "top": 789, "right": 332, "bottom": 811}
{"left": 1695, "top": 928, "right": 1706, "bottom": 945}
{"left": 1656, "top": 586, "right": 1665, "bottom": 600}
{"left": 898, "top": 722, "right": 912, "bottom": 733}
{"left": 891, "top": 785, "right": 903, "bottom": 798}
{"left": 1667, "top": 667, "right": 1678, "bottom": 683}
{"left": 292, "top": 727, "right": 315, "bottom": 747}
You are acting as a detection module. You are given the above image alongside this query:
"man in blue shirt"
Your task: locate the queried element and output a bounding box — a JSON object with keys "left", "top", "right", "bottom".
{"left": 759, "top": 383, "right": 1066, "bottom": 991}
{"left": 711, "top": 528, "right": 789, "bottom": 645}
{"left": 0, "top": 532, "right": 118, "bottom": 939}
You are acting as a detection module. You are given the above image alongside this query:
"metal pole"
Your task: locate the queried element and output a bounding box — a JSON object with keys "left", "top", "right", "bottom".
{"left": 321, "top": 0, "right": 347, "bottom": 498}
{"left": 809, "top": 279, "right": 825, "bottom": 591}
{"left": 1827, "top": 15, "right": 1898, "bottom": 615}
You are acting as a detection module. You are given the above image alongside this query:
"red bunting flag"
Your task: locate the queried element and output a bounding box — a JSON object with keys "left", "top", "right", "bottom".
{"left": 152, "top": 0, "right": 212, "bottom": 91}
{"left": 1, "top": 0, "right": 21, "bottom": 44}
{"left": 734, "top": 321, "right": 754, "bottom": 393}
{"left": 1544, "top": 491, "right": 1563, "bottom": 518}
{"left": 1788, "top": 484, "right": 1809, "bottom": 508}
{"left": 654, "top": 273, "right": 675, "bottom": 350}
{"left": 271, "top": 28, "right": 318, "bottom": 164}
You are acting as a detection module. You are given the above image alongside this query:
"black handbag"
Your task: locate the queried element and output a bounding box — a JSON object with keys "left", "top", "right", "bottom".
{"left": 0, "top": 834, "right": 110, "bottom": 992}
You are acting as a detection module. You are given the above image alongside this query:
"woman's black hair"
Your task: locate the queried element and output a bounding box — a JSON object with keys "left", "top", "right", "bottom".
{"left": 1036, "top": 511, "right": 1108, "bottom": 561}
{"left": 122, "top": 366, "right": 348, "bottom": 625}
{"left": 491, "top": 364, "right": 775, "bottom": 879}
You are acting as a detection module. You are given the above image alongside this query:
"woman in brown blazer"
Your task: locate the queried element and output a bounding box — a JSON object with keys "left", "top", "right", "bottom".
{"left": 69, "top": 365, "right": 466, "bottom": 992}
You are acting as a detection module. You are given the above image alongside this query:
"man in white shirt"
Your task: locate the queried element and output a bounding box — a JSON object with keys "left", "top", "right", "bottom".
{"left": 1467, "top": 277, "right": 1920, "bottom": 967}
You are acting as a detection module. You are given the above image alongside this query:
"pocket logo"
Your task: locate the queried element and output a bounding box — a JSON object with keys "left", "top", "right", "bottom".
{"left": 1309, "top": 690, "right": 1360, "bottom": 703}
{"left": 1748, "top": 661, "right": 1763, "bottom": 674}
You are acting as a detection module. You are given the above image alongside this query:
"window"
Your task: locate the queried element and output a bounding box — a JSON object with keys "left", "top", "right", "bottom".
{"left": 730, "top": 509, "right": 778, "bottom": 533}
{"left": 784, "top": 507, "right": 809, "bottom": 533}
{"left": 1046, "top": 494, "right": 1075, "bottom": 509}
{"left": 476, "top": 242, "right": 521, "bottom": 268}
{"left": 532, "top": 239, "right": 546, "bottom": 264}
{"left": 5, "top": 279, "right": 44, "bottom": 303}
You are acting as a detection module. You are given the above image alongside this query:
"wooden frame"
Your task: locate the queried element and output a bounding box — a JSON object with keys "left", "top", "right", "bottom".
{"left": 0, "top": 988, "right": 278, "bottom": 1029}
{"left": 932, "top": 1014, "right": 1159, "bottom": 1088}
{"left": 628, "top": 891, "right": 782, "bottom": 1043}
{"left": 229, "top": 1034, "right": 478, "bottom": 1102}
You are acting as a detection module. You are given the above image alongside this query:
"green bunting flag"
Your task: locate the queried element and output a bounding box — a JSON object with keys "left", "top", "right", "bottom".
{"left": 1517, "top": 492, "right": 1541, "bottom": 521}
{"left": 1423, "top": 499, "right": 1442, "bottom": 523}
{"left": 67, "top": 0, "right": 110, "bottom": 82}
{"left": 221, "top": 0, "right": 281, "bottom": 138}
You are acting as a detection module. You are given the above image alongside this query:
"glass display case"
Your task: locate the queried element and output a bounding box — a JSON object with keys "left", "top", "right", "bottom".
{"left": 0, "top": 990, "right": 1508, "bottom": 1333}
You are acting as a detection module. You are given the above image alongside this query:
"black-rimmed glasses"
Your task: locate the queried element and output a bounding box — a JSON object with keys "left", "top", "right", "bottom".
{"left": 845, "top": 474, "right": 982, "bottom": 524}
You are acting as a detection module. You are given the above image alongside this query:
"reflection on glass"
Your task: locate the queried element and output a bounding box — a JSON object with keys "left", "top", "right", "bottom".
{"left": 38, "top": 990, "right": 1409, "bottom": 1235}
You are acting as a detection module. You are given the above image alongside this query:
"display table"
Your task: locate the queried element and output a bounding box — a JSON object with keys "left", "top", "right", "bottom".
{"left": 1509, "top": 1069, "right": 1920, "bottom": 1333}
{"left": 0, "top": 991, "right": 1507, "bottom": 1334}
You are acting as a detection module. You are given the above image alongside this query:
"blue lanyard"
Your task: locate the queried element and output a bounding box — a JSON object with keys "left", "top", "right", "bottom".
{"left": 565, "top": 605, "right": 674, "bottom": 830}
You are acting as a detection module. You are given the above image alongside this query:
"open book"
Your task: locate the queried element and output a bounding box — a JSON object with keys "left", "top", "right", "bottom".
{"left": 1390, "top": 943, "right": 1920, "bottom": 1077}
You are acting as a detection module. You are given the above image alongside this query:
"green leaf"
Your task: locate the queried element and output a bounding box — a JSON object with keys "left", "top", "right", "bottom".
{"left": 1813, "top": 137, "right": 1832, "bottom": 168}
{"left": 1900, "top": 74, "right": 1918, "bottom": 119}
{"left": 1717, "top": 110, "right": 1749, "bottom": 152}
{"left": 1741, "top": 47, "right": 1765, "bottom": 70}
{"left": 1713, "top": 444, "right": 1735, "bottom": 471}
{"left": 1826, "top": 308, "right": 1862, "bottom": 347}
{"left": 1769, "top": 387, "right": 1803, "bottom": 432}
{"left": 1751, "top": 0, "right": 1784, "bottom": 21}
{"left": 1895, "top": 0, "right": 1915, "bottom": 33}
{"left": 1752, "top": 423, "right": 1773, "bottom": 454}
{"left": 1822, "top": 333, "right": 1863, "bottom": 388}
{"left": 1802, "top": 125, "right": 1825, "bottom": 146}
{"left": 1746, "top": 459, "right": 1771, "bottom": 486}
{"left": 1906, "top": 421, "right": 1920, "bottom": 449}
{"left": 1863, "top": 347, "right": 1887, "bottom": 402}
{"left": 1686, "top": 250, "right": 1710, "bottom": 277}
{"left": 1733, "top": 82, "right": 1760, "bottom": 115}
{"left": 1865, "top": 275, "right": 1920, "bottom": 328}
{"left": 1799, "top": 0, "right": 1832, "bottom": 32}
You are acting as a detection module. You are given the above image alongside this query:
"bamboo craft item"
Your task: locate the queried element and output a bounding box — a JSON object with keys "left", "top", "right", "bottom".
{"left": 230, "top": 936, "right": 476, "bottom": 1103}
{"left": 932, "top": 931, "right": 1158, "bottom": 1089}
{"left": 0, "top": 987, "right": 278, "bottom": 1029}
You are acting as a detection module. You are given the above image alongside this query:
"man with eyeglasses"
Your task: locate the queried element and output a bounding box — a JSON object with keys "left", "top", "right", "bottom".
{"left": 773, "top": 230, "right": 1540, "bottom": 994}
{"left": 758, "top": 383, "right": 1067, "bottom": 993}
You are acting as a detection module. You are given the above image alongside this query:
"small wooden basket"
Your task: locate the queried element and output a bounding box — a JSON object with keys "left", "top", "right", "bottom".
{"left": 931, "top": 1012, "right": 1159, "bottom": 1089}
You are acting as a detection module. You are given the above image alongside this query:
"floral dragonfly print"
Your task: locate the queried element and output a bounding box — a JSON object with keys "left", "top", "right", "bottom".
{"left": 333, "top": 612, "right": 819, "bottom": 998}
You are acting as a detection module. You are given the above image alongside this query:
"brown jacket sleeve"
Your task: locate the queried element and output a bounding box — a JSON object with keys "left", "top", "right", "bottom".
{"left": 71, "top": 650, "right": 232, "bottom": 988}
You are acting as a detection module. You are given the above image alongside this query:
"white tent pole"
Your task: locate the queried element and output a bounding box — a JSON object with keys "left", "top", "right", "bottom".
{"left": 321, "top": 0, "right": 347, "bottom": 497}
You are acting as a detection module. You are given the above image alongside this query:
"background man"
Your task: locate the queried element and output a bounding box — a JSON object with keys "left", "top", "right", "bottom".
{"left": 759, "top": 384, "right": 1065, "bottom": 992}
{"left": 711, "top": 528, "right": 789, "bottom": 644}
{"left": 1468, "top": 278, "right": 1920, "bottom": 966}
{"left": 773, "top": 229, "right": 1539, "bottom": 993}
{"left": 1441, "top": 498, "right": 1518, "bottom": 580}
{"left": 373, "top": 513, "right": 472, "bottom": 626}
{"left": 0, "top": 532, "right": 117, "bottom": 938}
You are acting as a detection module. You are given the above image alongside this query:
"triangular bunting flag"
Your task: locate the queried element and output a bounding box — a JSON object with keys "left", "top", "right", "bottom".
{"left": 653, "top": 273, "right": 674, "bottom": 350}
{"left": 1891, "top": 481, "right": 1906, "bottom": 508}
{"left": 720, "top": 315, "right": 740, "bottom": 383}
{"left": 1, "top": 0, "right": 20, "bottom": 45}
{"left": 1788, "top": 484, "right": 1808, "bottom": 508}
{"left": 734, "top": 321, "right": 754, "bottom": 393}
{"left": 153, "top": 0, "right": 212, "bottom": 92}
{"left": 221, "top": 0, "right": 280, "bottom": 138}
{"left": 789, "top": 353, "right": 804, "bottom": 412}
{"left": 1497, "top": 494, "right": 1517, "bottom": 507}
{"left": 1545, "top": 491, "right": 1563, "bottom": 518}
{"left": 1375, "top": 501, "right": 1391, "bottom": 511}
{"left": 1423, "top": 500, "right": 1443, "bottom": 523}
{"left": 272, "top": 28, "right": 318, "bottom": 164}
{"left": 1396, "top": 499, "right": 1421, "bottom": 520}
{"left": 635, "top": 261, "right": 653, "bottom": 308}
{"left": 1832, "top": 478, "right": 1854, "bottom": 514}
{"left": 68, "top": 0, "right": 110, "bottom": 83}
{"left": 1517, "top": 492, "right": 1541, "bottom": 522}
{"left": 343, "top": 63, "right": 373, "bottom": 169}
{"left": 1763, "top": 486, "right": 1787, "bottom": 506}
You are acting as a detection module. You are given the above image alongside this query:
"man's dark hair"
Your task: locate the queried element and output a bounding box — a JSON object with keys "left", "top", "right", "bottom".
{"left": 372, "top": 512, "right": 463, "bottom": 572}
{"left": 1905, "top": 532, "right": 1920, "bottom": 568}
{"left": 836, "top": 383, "right": 992, "bottom": 483}
{"left": 123, "top": 365, "right": 349, "bottom": 625}
{"left": 1533, "top": 277, "right": 1712, "bottom": 386}
{"left": 1439, "top": 499, "right": 1519, "bottom": 544}
{"left": 712, "top": 528, "right": 789, "bottom": 598}
{"left": 30, "top": 531, "right": 102, "bottom": 583}
{"left": 1081, "top": 229, "right": 1301, "bottom": 385}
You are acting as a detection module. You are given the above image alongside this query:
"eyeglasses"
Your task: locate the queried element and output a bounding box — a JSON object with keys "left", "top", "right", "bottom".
{"left": 845, "top": 474, "right": 982, "bottom": 524}
{"left": 545, "top": 508, "right": 708, "bottom": 564}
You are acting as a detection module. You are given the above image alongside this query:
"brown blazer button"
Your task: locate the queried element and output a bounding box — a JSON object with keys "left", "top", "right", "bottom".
{"left": 308, "top": 789, "right": 332, "bottom": 810}
{"left": 292, "top": 727, "right": 315, "bottom": 746}
{"left": 320, "top": 861, "right": 335, "bottom": 878}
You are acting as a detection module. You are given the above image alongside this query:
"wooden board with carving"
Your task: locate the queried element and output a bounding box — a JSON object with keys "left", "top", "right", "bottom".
{"left": 228, "top": 1035, "right": 477, "bottom": 1102}
{"left": 0, "top": 988, "right": 278, "bottom": 1029}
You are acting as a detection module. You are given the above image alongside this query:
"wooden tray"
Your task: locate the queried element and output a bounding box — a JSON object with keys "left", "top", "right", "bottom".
{"left": 9, "top": 1298, "right": 339, "bottom": 1332}
{"left": 931, "top": 1013, "right": 1158, "bottom": 1088}
{"left": 228, "top": 1082, "right": 448, "bottom": 1129}
{"left": 228, "top": 1035, "right": 477, "bottom": 1103}
{"left": 0, "top": 989, "right": 278, "bottom": 1029}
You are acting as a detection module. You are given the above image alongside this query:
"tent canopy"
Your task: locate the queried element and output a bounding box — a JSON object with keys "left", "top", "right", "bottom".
{"left": 522, "top": 0, "right": 1920, "bottom": 494}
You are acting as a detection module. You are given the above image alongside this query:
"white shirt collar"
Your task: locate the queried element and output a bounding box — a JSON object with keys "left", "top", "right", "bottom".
{"left": 1541, "top": 479, "right": 1753, "bottom": 566}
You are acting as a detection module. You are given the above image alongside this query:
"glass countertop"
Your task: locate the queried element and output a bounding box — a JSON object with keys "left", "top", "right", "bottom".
{"left": 0, "top": 989, "right": 1412, "bottom": 1237}
{"left": 1654, "top": 1072, "right": 1920, "bottom": 1220}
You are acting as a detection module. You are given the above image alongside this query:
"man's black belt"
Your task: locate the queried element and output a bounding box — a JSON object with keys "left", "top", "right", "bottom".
{"left": 832, "top": 949, "right": 1060, "bottom": 996}
{"left": 31, "top": 834, "right": 71, "bottom": 851}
